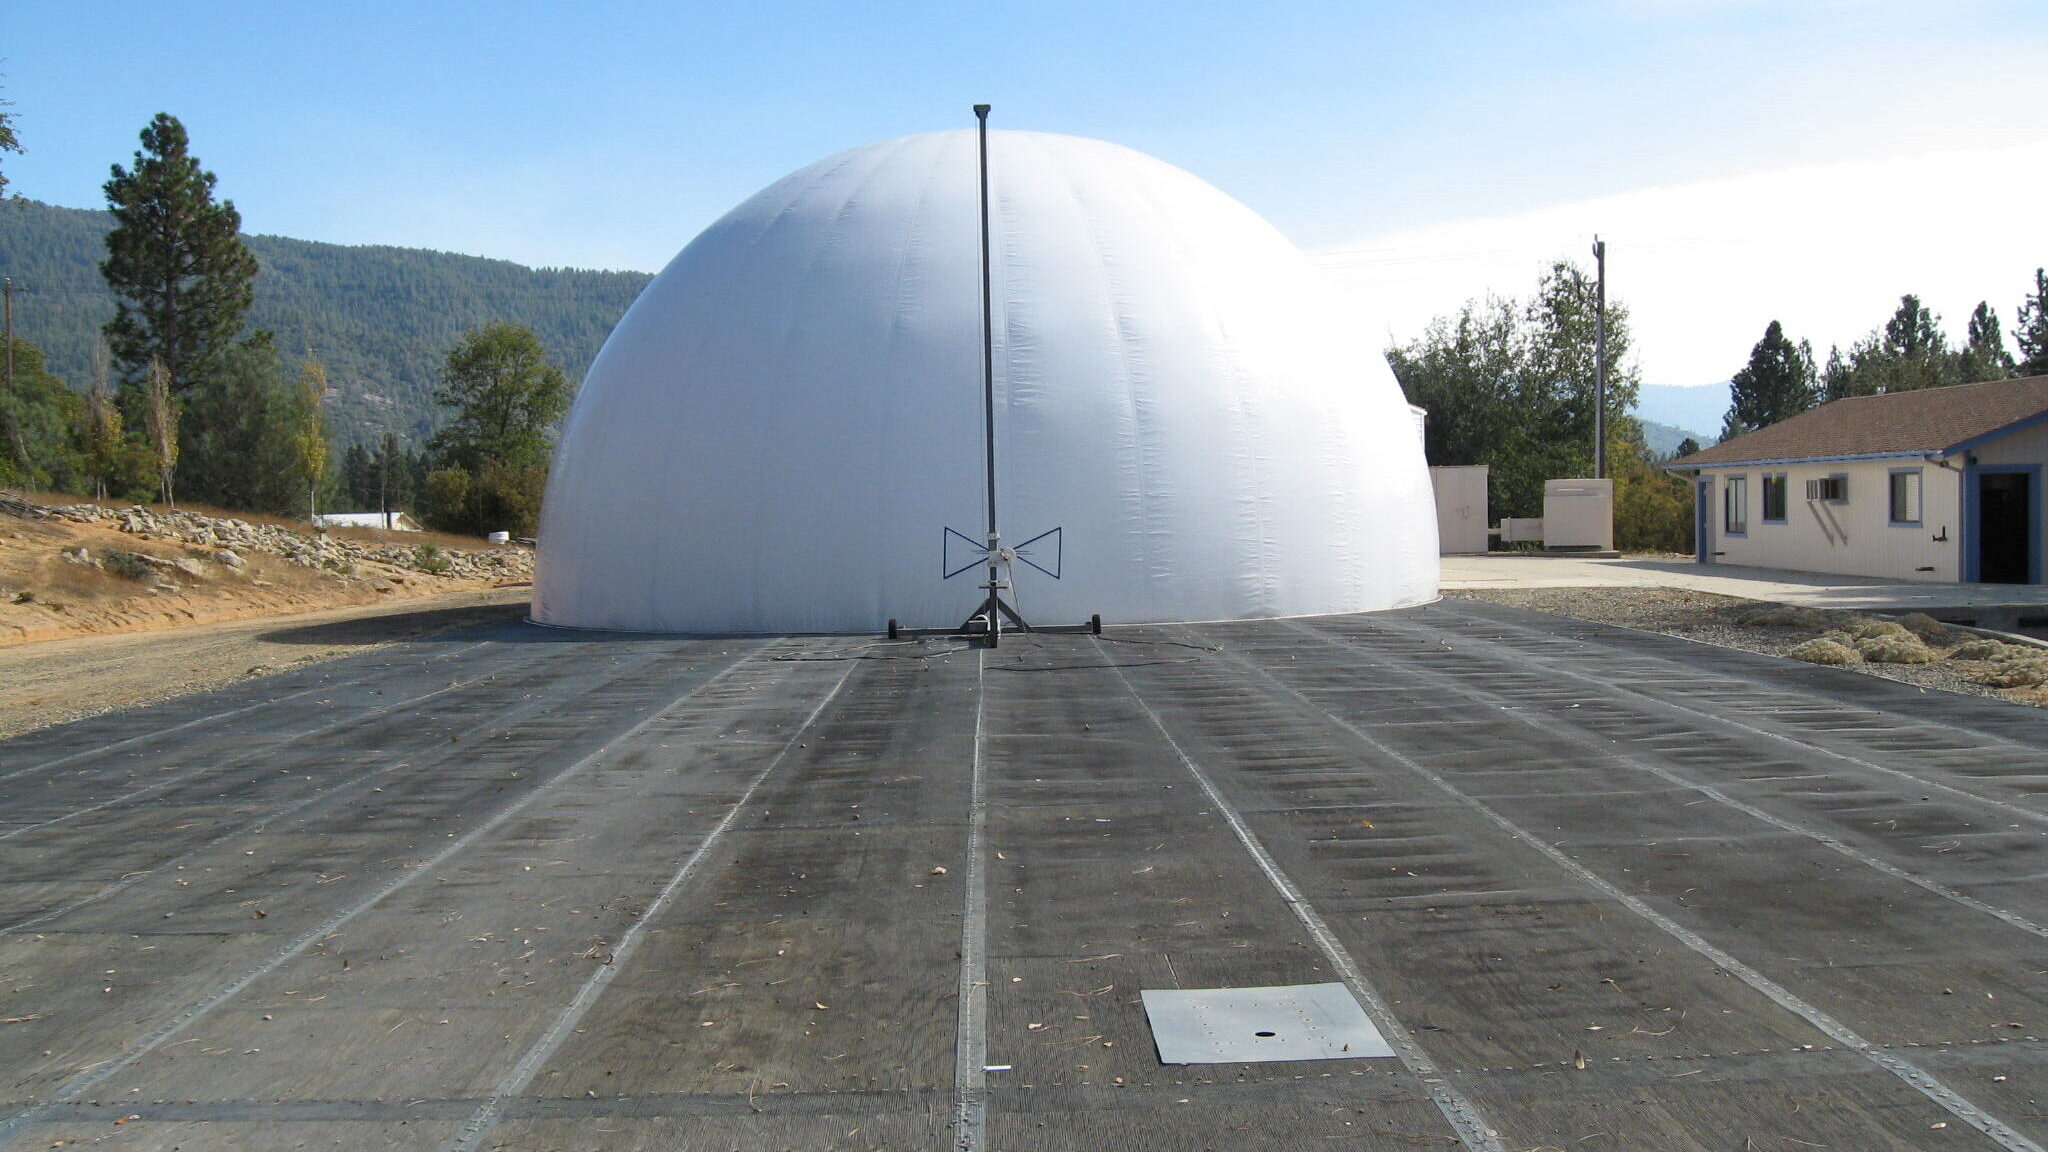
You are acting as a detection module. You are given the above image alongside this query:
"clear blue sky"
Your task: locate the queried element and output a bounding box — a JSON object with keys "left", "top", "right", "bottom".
{"left": 7, "top": 1, "right": 2048, "bottom": 385}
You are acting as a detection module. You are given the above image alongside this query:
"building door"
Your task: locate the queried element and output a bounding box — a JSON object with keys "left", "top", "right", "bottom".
{"left": 1695, "top": 478, "right": 1713, "bottom": 564}
{"left": 1977, "top": 471, "right": 2033, "bottom": 583}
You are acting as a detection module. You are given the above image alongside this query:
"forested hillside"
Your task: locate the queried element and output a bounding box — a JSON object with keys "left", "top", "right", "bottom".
{"left": 0, "top": 197, "right": 652, "bottom": 446}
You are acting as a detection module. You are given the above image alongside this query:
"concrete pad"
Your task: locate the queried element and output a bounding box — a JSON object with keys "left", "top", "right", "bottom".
{"left": 1442, "top": 552, "right": 2048, "bottom": 617}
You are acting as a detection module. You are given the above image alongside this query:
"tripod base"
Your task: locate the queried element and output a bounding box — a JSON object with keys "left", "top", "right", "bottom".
{"left": 960, "top": 592, "right": 1031, "bottom": 646}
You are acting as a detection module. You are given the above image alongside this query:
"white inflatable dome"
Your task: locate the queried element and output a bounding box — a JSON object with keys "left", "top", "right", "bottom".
{"left": 534, "top": 129, "right": 1438, "bottom": 633}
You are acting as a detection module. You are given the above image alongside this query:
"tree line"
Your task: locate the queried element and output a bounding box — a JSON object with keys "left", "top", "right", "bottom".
{"left": 1716, "top": 279, "right": 2048, "bottom": 445}
{"left": 1, "top": 196, "right": 643, "bottom": 446}
{"left": 1388, "top": 261, "right": 1691, "bottom": 552}
{"left": 0, "top": 103, "right": 570, "bottom": 536}
{"left": 1388, "top": 259, "right": 2048, "bottom": 552}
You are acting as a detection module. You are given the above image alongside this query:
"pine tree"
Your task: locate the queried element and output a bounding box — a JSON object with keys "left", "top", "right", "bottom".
{"left": 1960, "top": 301, "right": 2016, "bottom": 382}
{"left": 339, "top": 442, "right": 372, "bottom": 510}
{"left": 1722, "top": 320, "right": 1817, "bottom": 438}
{"left": 377, "top": 430, "right": 409, "bottom": 526}
{"left": 1874, "top": 294, "right": 1956, "bottom": 391}
{"left": 1821, "top": 296, "right": 1965, "bottom": 397}
{"left": 100, "top": 114, "right": 258, "bottom": 400}
{"left": 1821, "top": 345, "right": 1865, "bottom": 402}
{"left": 179, "top": 341, "right": 303, "bottom": 513}
{"left": 2019, "top": 268, "right": 2048, "bottom": 378}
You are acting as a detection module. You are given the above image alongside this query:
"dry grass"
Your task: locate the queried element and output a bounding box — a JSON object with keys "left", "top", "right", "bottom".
{"left": 1788, "top": 638, "right": 1860, "bottom": 666}
{"left": 29, "top": 557, "right": 139, "bottom": 603}
{"left": 1738, "top": 605, "right": 1829, "bottom": 630}
{"left": 1978, "top": 659, "right": 2048, "bottom": 689}
{"left": 1856, "top": 633, "right": 1935, "bottom": 663}
{"left": 1949, "top": 638, "right": 2011, "bottom": 661}
{"left": 1896, "top": 612, "right": 1957, "bottom": 643}
{"left": 1846, "top": 618, "right": 1912, "bottom": 641}
{"left": 1450, "top": 586, "right": 2048, "bottom": 707}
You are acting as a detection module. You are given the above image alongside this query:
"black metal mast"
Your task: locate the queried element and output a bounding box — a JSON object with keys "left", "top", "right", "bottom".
{"left": 975, "top": 104, "right": 997, "bottom": 541}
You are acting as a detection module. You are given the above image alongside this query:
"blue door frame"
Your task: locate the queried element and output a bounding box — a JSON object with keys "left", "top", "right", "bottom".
{"left": 1695, "top": 478, "right": 1712, "bottom": 564}
{"left": 1963, "top": 462, "right": 2042, "bottom": 584}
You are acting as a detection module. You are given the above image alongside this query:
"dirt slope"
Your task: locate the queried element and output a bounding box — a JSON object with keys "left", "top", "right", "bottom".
{"left": 0, "top": 491, "right": 531, "bottom": 646}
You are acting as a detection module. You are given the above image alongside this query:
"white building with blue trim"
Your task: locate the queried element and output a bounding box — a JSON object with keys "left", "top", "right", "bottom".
{"left": 1666, "top": 374, "right": 2048, "bottom": 585}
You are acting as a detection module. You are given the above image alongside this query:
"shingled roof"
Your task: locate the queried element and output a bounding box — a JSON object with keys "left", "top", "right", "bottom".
{"left": 1669, "top": 374, "right": 2048, "bottom": 469}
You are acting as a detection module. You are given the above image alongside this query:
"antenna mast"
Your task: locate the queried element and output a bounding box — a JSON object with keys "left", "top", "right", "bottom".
{"left": 976, "top": 104, "right": 997, "bottom": 544}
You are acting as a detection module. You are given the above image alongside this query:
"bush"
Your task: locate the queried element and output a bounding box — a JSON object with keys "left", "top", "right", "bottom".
{"left": 1978, "top": 659, "right": 2048, "bottom": 688}
{"left": 1856, "top": 634, "right": 1933, "bottom": 664}
{"left": 1948, "top": 638, "right": 2010, "bottom": 661}
{"left": 1614, "top": 458, "right": 1692, "bottom": 553}
{"left": 423, "top": 468, "right": 473, "bottom": 533}
{"left": 1788, "top": 638, "right": 1859, "bottom": 666}
{"left": 1846, "top": 618, "right": 1911, "bottom": 641}
{"left": 1896, "top": 612, "right": 1954, "bottom": 643}
{"left": 475, "top": 460, "right": 548, "bottom": 537}
{"left": 412, "top": 543, "right": 453, "bottom": 575}
{"left": 100, "top": 550, "right": 156, "bottom": 582}
{"left": 421, "top": 461, "right": 548, "bottom": 537}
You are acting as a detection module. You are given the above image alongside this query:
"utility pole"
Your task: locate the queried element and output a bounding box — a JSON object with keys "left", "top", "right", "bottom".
{"left": 1592, "top": 237, "right": 1607, "bottom": 480}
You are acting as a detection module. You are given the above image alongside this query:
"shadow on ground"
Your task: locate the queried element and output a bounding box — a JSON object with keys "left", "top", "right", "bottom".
{"left": 258, "top": 602, "right": 535, "bottom": 646}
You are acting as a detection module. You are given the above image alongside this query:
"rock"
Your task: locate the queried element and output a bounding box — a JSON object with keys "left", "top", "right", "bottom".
{"left": 216, "top": 549, "right": 245, "bottom": 569}
{"left": 172, "top": 558, "right": 206, "bottom": 578}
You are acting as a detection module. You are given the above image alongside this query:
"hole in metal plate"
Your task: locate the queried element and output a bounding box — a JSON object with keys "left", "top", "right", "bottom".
{"left": 1140, "top": 982, "right": 1395, "bottom": 1064}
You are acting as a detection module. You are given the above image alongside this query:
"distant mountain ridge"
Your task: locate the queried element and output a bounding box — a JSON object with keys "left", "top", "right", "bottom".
{"left": 1638, "top": 418, "right": 1708, "bottom": 459}
{"left": 0, "top": 198, "right": 653, "bottom": 447}
{"left": 1637, "top": 382, "right": 1729, "bottom": 446}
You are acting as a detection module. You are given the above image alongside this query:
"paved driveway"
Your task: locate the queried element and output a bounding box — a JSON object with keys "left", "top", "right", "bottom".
{"left": 1446, "top": 552, "right": 2048, "bottom": 617}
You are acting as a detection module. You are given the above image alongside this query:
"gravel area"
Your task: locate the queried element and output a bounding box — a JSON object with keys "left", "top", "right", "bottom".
{"left": 1447, "top": 585, "right": 2048, "bottom": 707}
{"left": 0, "top": 587, "right": 529, "bottom": 740}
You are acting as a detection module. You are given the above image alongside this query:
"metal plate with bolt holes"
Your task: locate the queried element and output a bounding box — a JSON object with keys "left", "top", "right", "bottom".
{"left": 1140, "top": 982, "right": 1395, "bottom": 1064}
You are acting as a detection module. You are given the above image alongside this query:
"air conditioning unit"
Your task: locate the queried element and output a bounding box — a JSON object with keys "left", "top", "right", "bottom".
{"left": 1805, "top": 476, "right": 1847, "bottom": 502}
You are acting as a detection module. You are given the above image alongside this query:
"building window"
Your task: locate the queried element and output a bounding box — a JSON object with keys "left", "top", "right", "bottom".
{"left": 1889, "top": 468, "right": 1922, "bottom": 525}
{"left": 1762, "top": 474, "right": 1788, "bottom": 522}
{"left": 1805, "top": 475, "right": 1848, "bottom": 502}
{"left": 1724, "top": 475, "right": 1748, "bottom": 535}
